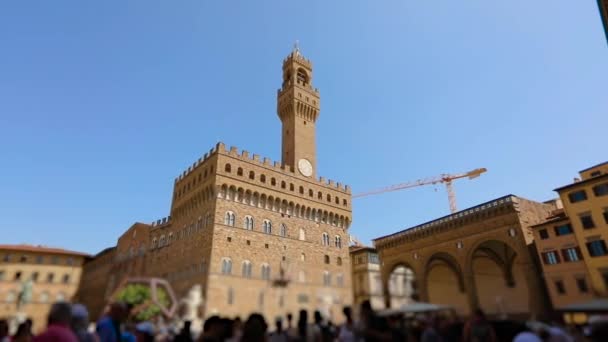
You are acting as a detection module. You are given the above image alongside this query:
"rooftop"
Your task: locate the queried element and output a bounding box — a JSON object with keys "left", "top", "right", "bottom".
{"left": 553, "top": 173, "right": 608, "bottom": 192}
{"left": 579, "top": 160, "right": 608, "bottom": 174}
{"left": 0, "top": 244, "right": 90, "bottom": 257}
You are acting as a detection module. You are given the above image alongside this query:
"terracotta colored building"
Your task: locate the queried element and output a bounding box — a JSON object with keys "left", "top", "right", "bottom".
{"left": 374, "top": 195, "right": 555, "bottom": 319}
{"left": 530, "top": 209, "right": 593, "bottom": 309}
{"left": 73, "top": 247, "right": 116, "bottom": 321}
{"left": 554, "top": 162, "right": 608, "bottom": 297}
{"left": 77, "top": 47, "right": 353, "bottom": 323}
{"left": 0, "top": 244, "right": 88, "bottom": 333}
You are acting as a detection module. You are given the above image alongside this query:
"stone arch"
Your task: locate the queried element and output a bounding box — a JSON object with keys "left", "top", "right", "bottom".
{"left": 228, "top": 185, "right": 236, "bottom": 201}
{"left": 219, "top": 184, "right": 228, "bottom": 199}
{"left": 329, "top": 212, "right": 334, "bottom": 226}
{"left": 466, "top": 239, "right": 529, "bottom": 317}
{"left": 281, "top": 199, "right": 288, "bottom": 213}
{"left": 424, "top": 252, "right": 465, "bottom": 292}
{"left": 424, "top": 252, "right": 468, "bottom": 314}
{"left": 274, "top": 197, "right": 281, "bottom": 212}
{"left": 244, "top": 190, "right": 252, "bottom": 205}
{"left": 385, "top": 262, "right": 419, "bottom": 309}
{"left": 236, "top": 187, "right": 244, "bottom": 203}
{"left": 252, "top": 192, "right": 259, "bottom": 207}
{"left": 268, "top": 195, "right": 275, "bottom": 211}
{"left": 295, "top": 204, "right": 301, "bottom": 217}
{"left": 288, "top": 201, "right": 295, "bottom": 215}
{"left": 260, "top": 194, "right": 267, "bottom": 208}
{"left": 306, "top": 207, "right": 312, "bottom": 220}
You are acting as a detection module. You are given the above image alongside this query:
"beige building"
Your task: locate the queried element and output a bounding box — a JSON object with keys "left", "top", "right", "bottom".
{"left": 78, "top": 47, "right": 353, "bottom": 323}
{"left": 374, "top": 195, "right": 555, "bottom": 319}
{"left": 350, "top": 246, "right": 384, "bottom": 311}
{"left": 530, "top": 209, "right": 593, "bottom": 310}
{"left": 554, "top": 162, "right": 608, "bottom": 297}
{"left": 0, "top": 244, "right": 88, "bottom": 333}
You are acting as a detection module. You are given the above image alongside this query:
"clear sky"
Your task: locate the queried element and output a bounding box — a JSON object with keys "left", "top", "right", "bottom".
{"left": 0, "top": 1, "right": 606, "bottom": 255}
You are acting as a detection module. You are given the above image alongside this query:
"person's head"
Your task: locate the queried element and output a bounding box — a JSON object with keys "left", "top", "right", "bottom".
{"left": 48, "top": 302, "right": 73, "bottom": 325}
{"left": 109, "top": 302, "right": 128, "bottom": 322}
{"left": 275, "top": 318, "right": 283, "bottom": 332}
{"left": 314, "top": 311, "right": 323, "bottom": 324}
{"left": 343, "top": 307, "right": 352, "bottom": 321}
{"left": 286, "top": 313, "right": 293, "bottom": 324}
{"left": 71, "top": 303, "right": 90, "bottom": 331}
{"left": 182, "top": 320, "right": 191, "bottom": 332}
{"left": 14, "top": 322, "right": 30, "bottom": 337}
{"left": 241, "top": 313, "right": 267, "bottom": 342}
{"left": 360, "top": 300, "right": 373, "bottom": 320}
{"left": 473, "top": 309, "right": 486, "bottom": 321}
{"left": 219, "top": 318, "right": 234, "bottom": 340}
{"left": 0, "top": 320, "right": 8, "bottom": 337}
{"left": 135, "top": 321, "right": 155, "bottom": 342}
{"left": 203, "top": 315, "right": 222, "bottom": 336}
{"left": 25, "top": 319, "right": 33, "bottom": 330}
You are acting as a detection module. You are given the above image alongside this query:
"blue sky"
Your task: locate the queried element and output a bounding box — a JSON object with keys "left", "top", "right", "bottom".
{"left": 0, "top": 1, "right": 606, "bottom": 254}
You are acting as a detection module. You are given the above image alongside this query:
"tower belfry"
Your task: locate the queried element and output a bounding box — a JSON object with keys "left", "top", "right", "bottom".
{"left": 277, "top": 44, "right": 320, "bottom": 178}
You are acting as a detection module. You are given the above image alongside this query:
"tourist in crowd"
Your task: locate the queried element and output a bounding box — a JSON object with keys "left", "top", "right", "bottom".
{"left": 71, "top": 303, "right": 98, "bottom": 342}
{"left": 34, "top": 302, "right": 78, "bottom": 342}
{"left": 357, "top": 300, "right": 391, "bottom": 341}
{"left": 269, "top": 318, "right": 288, "bottom": 342}
{"left": 284, "top": 314, "right": 297, "bottom": 340}
{"left": 420, "top": 316, "right": 442, "bottom": 342}
{"left": 462, "top": 309, "right": 496, "bottom": 342}
{"left": 12, "top": 322, "right": 32, "bottom": 342}
{"left": 96, "top": 302, "right": 128, "bottom": 342}
{"left": 337, "top": 307, "right": 355, "bottom": 342}
{"left": 134, "top": 322, "right": 155, "bottom": 342}
{"left": 240, "top": 313, "right": 268, "bottom": 342}
{"left": 199, "top": 316, "right": 223, "bottom": 342}
{"left": 0, "top": 320, "right": 10, "bottom": 342}
{"left": 175, "top": 321, "right": 193, "bottom": 342}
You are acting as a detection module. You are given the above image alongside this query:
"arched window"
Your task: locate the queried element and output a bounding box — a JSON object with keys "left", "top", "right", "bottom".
{"left": 299, "top": 186, "right": 304, "bottom": 194}
{"left": 221, "top": 258, "right": 232, "bottom": 275}
{"left": 297, "top": 68, "right": 308, "bottom": 85}
{"left": 152, "top": 238, "right": 158, "bottom": 249}
{"left": 261, "top": 264, "right": 271, "bottom": 280}
{"left": 290, "top": 183, "right": 294, "bottom": 191}
{"left": 335, "top": 236, "right": 342, "bottom": 248}
{"left": 249, "top": 171, "right": 255, "bottom": 180}
{"left": 337, "top": 274, "right": 344, "bottom": 287}
{"left": 281, "top": 181, "right": 286, "bottom": 189}
{"left": 299, "top": 228, "right": 306, "bottom": 241}
{"left": 299, "top": 270, "right": 306, "bottom": 283}
{"left": 280, "top": 224, "right": 287, "bottom": 237}
{"left": 224, "top": 211, "right": 235, "bottom": 226}
{"left": 322, "top": 233, "right": 330, "bottom": 246}
{"left": 337, "top": 257, "right": 343, "bottom": 266}
{"left": 271, "top": 178, "right": 276, "bottom": 186}
{"left": 301, "top": 253, "right": 306, "bottom": 261}
{"left": 241, "top": 261, "right": 252, "bottom": 278}
{"left": 335, "top": 197, "right": 339, "bottom": 204}
{"left": 327, "top": 194, "right": 331, "bottom": 202}
{"left": 159, "top": 235, "right": 166, "bottom": 247}
{"left": 225, "top": 164, "right": 231, "bottom": 173}
{"left": 324, "top": 255, "right": 330, "bottom": 264}
{"left": 244, "top": 216, "right": 254, "bottom": 230}
{"left": 237, "top": 167, "right": 243, "bottom": 176}
{"left": 318, "top": 191, "right": 322, "bottom": 199}
{"left": 205, "top": 212, "right": 212, "bottom": 226}
{"left": 260, "top": 175, "right": 266, "bottom": 183}
{"left": 197, "top": 217, "right": 203, "bottom": 230}
{"left": 309, "top": 189, "right": 313, "bottom": 197}
{"left": 263, "top": 220, "right": 272, "bottom": 234}
{"left": 62, "top": 274, "right": 70, "bottom": 284}
{"left": 47, "top": 273, "right": 54, "bottom": 283}
{"left": 323, "top": 271, "right": 331, "bottom": 286}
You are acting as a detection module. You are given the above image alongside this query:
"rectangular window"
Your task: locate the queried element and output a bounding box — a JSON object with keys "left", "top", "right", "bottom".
{"left": 603, "top": 209, "right": 608, "bottom": 224}
{"left": 297, "top": 294, "right": 309, "bottom": 303}
{"left": 602, "top": 272, "right": 608, "bottom": 289}
{"left": 568, "top": 190, "right": 588, "bottom": 203}
{"left": 562, "top": 247, "right": 581, "bottom": 262}
{"left": 587, "top": 240, "right": 608, "bottom": 257}
{"left": 554, "top": 224, "right": 573, "bottom": 236}
{"left": 369, "top": 253, "right": 379, "bottom": 264}
{"left": 591, "top": 171, "right": 602, "bottom": 177}
{"left": 576, "top": 278, "right": 589, "bottom": 293}
{"left": 539, "top": 229, "right": 549, "bottom": 240}
{"left": 0, "top": 271, "right": 4, "bottom": 281}
{"left": 593, "top": 183, "right": 608, "bottom": 197}
{"left": 554, "top": 280, "right": 566, "bottom": 295}
{"left": 580, "top": 214, "right": 595, "bottom": 229}
{"left": 543, "top": 251, "right": 560, "bottom": 265}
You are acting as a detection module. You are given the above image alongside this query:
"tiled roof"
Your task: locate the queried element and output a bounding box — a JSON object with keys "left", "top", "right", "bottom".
{"left": 0, "top": 244, "right": 90, "bottom": 257}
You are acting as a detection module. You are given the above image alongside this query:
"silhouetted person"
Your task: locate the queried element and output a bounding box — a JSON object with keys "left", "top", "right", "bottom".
{"left": 175, "top": 321, "right": 193, "bottom": 342}
{"left": 71, "top": 304, "right": 97, "bottom": 342}
{"left": 0, "top": 320, "right": 9, "bottom": 342}
{"left": 338, "top": 307, "right": 355, "bottom": 342}
{"left": 463, "top": 309, "right": 495, "bottom": 342}
{"left": 358, "top": 300, "right": 390, "bottom": 342}
{"left": 241, "top": 313, "right": 268, "bottom": 342}
{"left": 199, "top": 316, "right": 222, "bottom": 342}
{"left": 269, "top": 318, "right": 288, "bottom": 342}
{"left": 97, "top": 302, "right": 128, "bottom": 342}
{"left": 34, "top": 302, "right": 78, "bottom": 342}
{"left": 13, "top": 322, "right": 32, "bottom": 342}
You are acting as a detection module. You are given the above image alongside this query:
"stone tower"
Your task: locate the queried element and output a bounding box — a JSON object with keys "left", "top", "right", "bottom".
{"left": 277, "top": 45, "right": 320, "bottom": 178}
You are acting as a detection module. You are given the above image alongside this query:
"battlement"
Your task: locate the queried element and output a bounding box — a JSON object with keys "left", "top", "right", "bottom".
{"left": 174, "top": 142, "right": 223, "bottom": 183}
{"left": 283, "top": 51, "right": 313, "bottom": 68}
{"left": 214, "top": 142, "right": 350, "bottom": 193}
{"left": 278, "top": 77, "right": 320, "bottom": 94}
{"left": 150, "top": 216, "right": 171, "bottom": 229}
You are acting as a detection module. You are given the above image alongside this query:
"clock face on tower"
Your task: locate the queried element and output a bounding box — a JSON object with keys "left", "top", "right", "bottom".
{"left": 298, "top": 159, "right": 313, "bottom": 177}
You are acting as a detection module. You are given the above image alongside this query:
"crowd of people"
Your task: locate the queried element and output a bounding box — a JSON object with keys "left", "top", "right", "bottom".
{"left": 1, "top": 300, "right": 607, "bottom": 342}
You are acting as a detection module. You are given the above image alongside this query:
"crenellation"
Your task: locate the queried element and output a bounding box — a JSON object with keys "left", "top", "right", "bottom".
{"left": 241, "top": 150, "right": 249, "bottom": 158}
{"left": 253, "top": 154, "right": 260, "bottom": 162}
{"left": 229, "top": 146, "right": 238, "bottom": 155}
{"left": 274, "top": 161, "right": 281, "bottom": 168}
{"left": 263, "top": 157, "right": 271, "bottom": 166}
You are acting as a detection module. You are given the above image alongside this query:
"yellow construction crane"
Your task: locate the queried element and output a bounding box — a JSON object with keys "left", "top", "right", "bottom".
{"left": 353, "top": 168, "right": 487, "bottom": 213}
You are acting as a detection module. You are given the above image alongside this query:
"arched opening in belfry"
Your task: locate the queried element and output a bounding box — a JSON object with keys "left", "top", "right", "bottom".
{"left": 425, "top": 253, "right": 468, "bottom": 315}
{"left": 297, "top": 68, "right": 308, "bottom": 86}
{"left": 471, "top": 240, "right": 528, "bottom": 317}
{"left": 388, "top": 265, "right": 417, "bottom": 309}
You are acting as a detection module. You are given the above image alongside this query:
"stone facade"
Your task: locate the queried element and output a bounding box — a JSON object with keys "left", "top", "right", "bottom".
{"left": 350, "top": 246, "right": 384, "bottom": 311}
{"left": 77, "top": 47, "right": 353, "bottom": 324}
{"left": 374, "top": 195, "right": 555, "bottom": 319}
{"left": 0, "top": 245, "right": 88, "bottom": 333}
{"left": 73, "top": 247, "right": 116, "bottom": 321}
